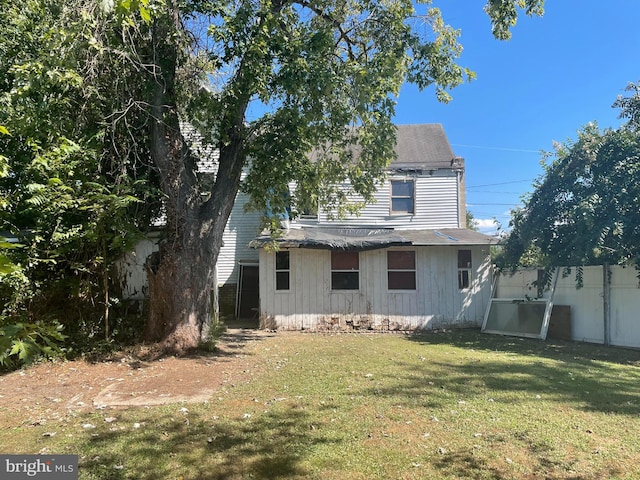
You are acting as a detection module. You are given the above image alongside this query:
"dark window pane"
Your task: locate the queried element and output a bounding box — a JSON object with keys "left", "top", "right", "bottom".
{"left": 276, "top": 251, "right": 290, "bottom": 270}
{"left": 387, "top": 251, "right": 415, "bottom": 269}
{"left": 391, "top": 180, "right": 413, "bottom": 197}
{"left": 331, "top": 272, "right": 359, "bottom": 290}
{"left": 388, "top": 271, "right": 416, "bottom": 290}
{"left": 391, "top": 197, "right": 414, "bottom": 213}
{"left": 458, "top": 249, "right": 472, "bottom": 268}
{"left": 458, "top": 270, "right": 470, "bottom": 289}
{"left": 331, "top": 251, "right": 359, "bottom": 270}
{"left": 276, "top": 271, "right": 290, "bottom": 290}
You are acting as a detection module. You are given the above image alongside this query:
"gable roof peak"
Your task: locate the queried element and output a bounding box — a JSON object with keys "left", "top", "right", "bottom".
{"left": 392, "top": 123, "right": 457, "bottom": 170}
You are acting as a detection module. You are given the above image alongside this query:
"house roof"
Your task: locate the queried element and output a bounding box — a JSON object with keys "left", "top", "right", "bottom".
{"left": 396, "top": 228, "right": 498, "bottom": 246}
{"left": 184, "top": 122, "right": 457, "bottom": 173}
{"left": 393, "top": 124, "right": 457, "bottom": 170}
{"left": 308, "top": 123, "right": 459, "bottom": 171}
{"left": 249, "top": 227, "right": 498, "bottom": 251}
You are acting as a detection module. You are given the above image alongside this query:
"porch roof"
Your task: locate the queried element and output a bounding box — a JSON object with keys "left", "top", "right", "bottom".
{"left": 249, "top": 227, "right": 498, "bottom": 251}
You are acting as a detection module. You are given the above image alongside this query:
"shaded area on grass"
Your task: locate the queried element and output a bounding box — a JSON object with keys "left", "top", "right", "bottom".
{"left": 77, "top": 405, "right": 330, "bottom": 480}
{"left": 4, "top": 330, "right": 640, "bottom": 480}
{"left": 392, "top": 330, "right": 640, "bottom": 415}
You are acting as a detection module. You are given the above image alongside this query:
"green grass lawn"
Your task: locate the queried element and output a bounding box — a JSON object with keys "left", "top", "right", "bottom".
{"left": 3, "top": 330, "right": 640, "bottom": 479}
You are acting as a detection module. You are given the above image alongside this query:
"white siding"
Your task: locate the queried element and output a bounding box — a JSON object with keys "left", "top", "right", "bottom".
{"left": 306, "top": 174, "right": 459, "bottom": 229}
{"left": 117, "top": 236, "right": 160, "bottom": 300}
{"left": 259, "top": 245, "right": 492, "bottom": 330}
{"left": 121, "top": 189, "right": 262, "bottom": 301}
{"left": 217, "top": 190, "right": 262, "bottom": 286}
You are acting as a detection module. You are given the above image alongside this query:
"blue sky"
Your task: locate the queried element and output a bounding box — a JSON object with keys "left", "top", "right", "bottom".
{"left": 393, "top": 1, "right": 640, "bottom": 234}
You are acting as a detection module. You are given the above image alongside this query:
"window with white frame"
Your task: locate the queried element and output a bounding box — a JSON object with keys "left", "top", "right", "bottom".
{"left": 275, "top": 251, "right": 290, "bottom": 290}
{"left": 457, "top": 249, "right": 472, "bottom": 290}
{"left": 387, "top": 250, "right": 416, "bottom": 290}
{"left": 331, "top": 251, "right": 359, "bottom": 290}
{"left": 390, "top": 179, "right": 415, "bottom": 214}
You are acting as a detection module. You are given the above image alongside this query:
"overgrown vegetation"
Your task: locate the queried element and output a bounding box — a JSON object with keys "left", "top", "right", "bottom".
{"left": 2, "top": 331, "right": 640, "bottom": 479}
{"left": 0, "top": 0, "right": 162, "bottom": 366}
{"left": 0, "top": 0, "right": 547, "bottom": 362}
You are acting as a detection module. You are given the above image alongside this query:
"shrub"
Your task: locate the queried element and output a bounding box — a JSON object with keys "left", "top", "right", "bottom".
{"left": 0, "top": 319, "right": 66, "bottom": 370}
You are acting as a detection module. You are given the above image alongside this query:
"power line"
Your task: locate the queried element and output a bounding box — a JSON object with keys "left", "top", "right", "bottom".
{"left": 466, "top": 179, "right": 533, "bottom": 188}
{"left": 468, "top": 203, "right": 523, "bottom": 206}
{"left": 466, "top": 190, "right": 525, "bottom": 194}
{"left": 451, "top": 143, "right": 541, "bottom": 153}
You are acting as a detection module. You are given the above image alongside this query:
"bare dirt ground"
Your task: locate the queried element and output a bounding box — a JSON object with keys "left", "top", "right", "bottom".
{"left": 0, "top": 328, "right": 274, "bottom": 427}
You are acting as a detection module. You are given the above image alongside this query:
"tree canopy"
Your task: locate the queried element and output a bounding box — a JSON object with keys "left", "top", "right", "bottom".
{"left": 1, "top": 0, "right": 545, "bottom": 356}
{"left": 497, "top": 82, "right": 640, "bottom": 271}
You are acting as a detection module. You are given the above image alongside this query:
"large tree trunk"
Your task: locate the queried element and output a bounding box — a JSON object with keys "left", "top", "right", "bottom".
{"left": 144, "top": 158, "right": 242, "bottom": 353}
{"left": 141, "top": 2, "right": 253, "bottom": 353}
{"left": 144, "top": 220, "right": 222, "bottom": 352}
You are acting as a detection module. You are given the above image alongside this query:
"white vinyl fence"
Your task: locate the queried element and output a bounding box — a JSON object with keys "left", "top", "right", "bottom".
{"left": 496, "top": 265, "right": 640, "bottom": 348}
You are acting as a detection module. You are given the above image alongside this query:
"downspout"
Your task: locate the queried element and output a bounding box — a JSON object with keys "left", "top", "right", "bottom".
{"left": 452, "top": 157, "right": 465, "bottom": 228}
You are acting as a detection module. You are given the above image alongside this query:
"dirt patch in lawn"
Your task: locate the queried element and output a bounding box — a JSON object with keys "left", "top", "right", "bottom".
{"left": 0, "top": 328, "right": 274, "bottom": 427}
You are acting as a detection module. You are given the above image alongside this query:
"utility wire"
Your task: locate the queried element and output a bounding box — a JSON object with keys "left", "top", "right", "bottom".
{"left": 451, "top": 143, "right": 541, "bottom": 153}
{"left": 466, "top": 179, "right": 533, "bottom": 188}
{"left": 468, "top": 203, "right": 523, "bottom": 206}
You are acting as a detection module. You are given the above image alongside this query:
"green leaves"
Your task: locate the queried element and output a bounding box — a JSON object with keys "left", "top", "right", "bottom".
{"left": 499, "top": 107, "right": 640, "bottom": 271}
{"left": 0, "top": 0, "right": 159, "bottom": 357}
{"left": 0, "top": 320, "right": 66, "bottom": 369}
{"left": 484, "top": 0, "right": 545, "bottom": 41}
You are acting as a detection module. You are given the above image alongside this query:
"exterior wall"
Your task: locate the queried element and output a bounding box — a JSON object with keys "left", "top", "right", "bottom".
{"left": 120, "top": 189, "right": 262, "bottom": 305}
{"left": 259, "top": 245, "right": 492, "bottom": 330}
{"left": 294, "top": 172, "right": 460, "bottom": 229}
{"left": 217, "top": 189, "right": 262, "bottom": 286}
{"left": 496, "top": 266, "right": 640, "bottom": 348}
{"left": 117, "top": 236, "right": 160, "bottom": 300}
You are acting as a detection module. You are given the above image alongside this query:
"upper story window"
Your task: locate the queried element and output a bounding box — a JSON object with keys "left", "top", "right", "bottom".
{"left": 331, "top": 251, "right": 359, "bottom": 290}
{"left": 458, "top": 249, "right": 472, "bottom": 290}
{"left": 297, "top": 189, "right": 318, "bottom": 220}
{"left": 275, "top": 251, "right": 290, "bottom": 290}
{"left": 390, "top": 179, "right": 415, "bottom": 215}
{"left": 387, "top": 250, "right": 416, "bottom": 290}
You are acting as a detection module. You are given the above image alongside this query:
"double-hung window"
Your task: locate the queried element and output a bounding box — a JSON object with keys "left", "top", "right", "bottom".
{"left": 457, "top": 249, "right": 472, "bottom": 290}
{"left": 387, "top": 251, "right": 416, "bottom": 290}
{"left": 331, "top": 251, "right": 359, "bottom": 290}
{"left": 275, "top": 251, "right": 290, "bottom": 291}
{"left": 390, "top": 179, "right": 415, "bottom": 214}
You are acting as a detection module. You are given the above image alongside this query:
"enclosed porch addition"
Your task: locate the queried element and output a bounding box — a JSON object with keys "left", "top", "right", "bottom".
{"left": 251, "top": 228, "right": 495, "bottom": 331}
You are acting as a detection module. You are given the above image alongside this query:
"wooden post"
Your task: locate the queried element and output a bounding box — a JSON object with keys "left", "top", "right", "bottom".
{"left": 603, "top": 263, "right": 611, "bottom": 346}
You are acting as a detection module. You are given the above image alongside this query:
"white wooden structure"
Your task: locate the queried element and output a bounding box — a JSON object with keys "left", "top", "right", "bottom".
{"left": 496, "top": 266, "right": 640, "bottom": 348}
{"left": 251, "top": 124, "right": 497, "bottom": 330}
{"left": 258, "top": 243, "right": 492, "bottom": 330}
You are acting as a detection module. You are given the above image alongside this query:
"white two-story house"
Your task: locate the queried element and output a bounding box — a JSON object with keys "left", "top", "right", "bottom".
{"left": 249, "top": 124, "right": 497, "bottom": 331}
